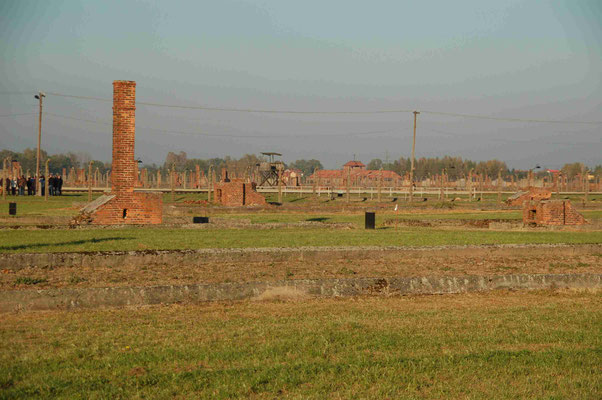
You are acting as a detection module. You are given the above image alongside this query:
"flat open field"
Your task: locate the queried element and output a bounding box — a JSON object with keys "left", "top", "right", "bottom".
{"left": 1, "top": 194, "right": 601, "bottom": 398}
{"left": 1, "top": 291, "right": 600, "bottom": 399}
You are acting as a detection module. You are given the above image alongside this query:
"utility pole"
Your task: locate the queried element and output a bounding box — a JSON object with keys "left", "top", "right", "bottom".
{"left": 35, "top": 92, "right": 45, "bottom": 196}
{"left": 409, "top": 111, "right": 419, "bottom": 202}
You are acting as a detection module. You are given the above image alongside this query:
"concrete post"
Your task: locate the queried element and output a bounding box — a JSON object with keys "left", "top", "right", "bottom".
{"left": 88, "top": 161, "right": 93, "bottom": 202}
{"left": 346, "top": 168, "right": 350, "bottom": 203}
{"left": 170, "top": 164, "right": 175, "bottom": 203}
{"left": 1, "top": 159, "right": 6, "bottom": 200}
{"left": 497, "top": 169, "right": 502, "bottom": 205}
{"left": 208, "top": 166, "right": 213, "bottom": 203}
{"left": 277, "top": 167, "right": 283, "bottom": 204}
{"left": 44, "top": 158, "right": 50, "bottom": 202}
{"left": 378, "top": 168, "right": 382, "bottom": 202}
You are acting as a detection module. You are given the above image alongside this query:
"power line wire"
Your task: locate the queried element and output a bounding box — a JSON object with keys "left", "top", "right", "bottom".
{"left": 0, "top": 113, "right": 37, "bottom": 117}
{"left": 43, "top": 111, "right": 400, "bottom": 138}
{"left": 0, "top": 91, "right": 35, "bottom": 95}
{"left": 420, "top": 110, "right": 602, "bottom": 125}
{"left": 41, "top": 91, "right": 602, "bottom": 123}
{"left": 46, "top": 91, "right": 413, "bottom": 114}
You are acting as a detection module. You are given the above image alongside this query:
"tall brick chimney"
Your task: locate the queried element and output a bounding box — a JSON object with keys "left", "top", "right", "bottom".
{"left": 77, "top": 80, "right": 163, "bottom": 225}
{"left": 112, "top": 81, "right": 136, "bottom": 195}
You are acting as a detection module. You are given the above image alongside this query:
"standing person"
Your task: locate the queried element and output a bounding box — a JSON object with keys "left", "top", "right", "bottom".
{"left": 27, "top": 176, "right": 33, "bottom": 196}
{"left": 58, "top": 175, "right": 63, "bottom": 196}
{"left": 18, "top": 175, "right": 26, "bottom": 196}
{"left": 48, "top": 174, "right": 55, "bottom": 196}
{"left": 40, "top": 175, "right": 45, "bottom": 197}
{"left": 11, "top": 178, "right": 16, "bottom": 196}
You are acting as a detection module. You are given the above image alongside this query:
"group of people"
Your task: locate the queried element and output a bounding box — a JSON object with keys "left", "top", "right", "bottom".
{"left": 1, "top": 174, "right": 63, "bottom": 196}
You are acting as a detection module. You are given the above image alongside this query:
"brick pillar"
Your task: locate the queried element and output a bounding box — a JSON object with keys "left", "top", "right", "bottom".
{"left": 112, "top": 80, "right": 136, "bottom": 197}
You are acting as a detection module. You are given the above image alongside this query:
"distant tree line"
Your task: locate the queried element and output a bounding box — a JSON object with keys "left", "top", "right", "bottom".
{"left": 0, "top": 148, "right": 110, "bottom": 176}
{"left": 367, "top": 156, "right": 602, "bottom": 181}
{"left": 1, "top": 148, "right": 599, "bottom": 181}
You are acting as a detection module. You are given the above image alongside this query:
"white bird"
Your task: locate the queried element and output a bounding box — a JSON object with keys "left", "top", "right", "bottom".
{"left": 394, "top": 204, "right": 398, "bottom": 211}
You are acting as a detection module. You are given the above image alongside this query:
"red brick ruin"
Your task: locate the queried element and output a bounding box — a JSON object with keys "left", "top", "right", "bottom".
{"left": 213, "top": 169, "right": 267, "bottom": 206}
{"left": 506, "top": 187, "right": 551, "bottom": 206}
{"left": 523, "top": 200, "right": 587, "bottom": 226}
{"left": 78, "top": 81, "right": 162, "bottom": 224}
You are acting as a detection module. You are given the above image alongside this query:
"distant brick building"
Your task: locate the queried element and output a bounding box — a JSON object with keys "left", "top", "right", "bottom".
{"left": 309, "top": 160, "right": 402, "bottom": 187}
{"left": 78, "top": 81, "right": 162, "bottom": 225}
{"left": 282, "top": 169, "right": 302, "bottom": 186}
{"left": 523, "top": 200, "right": 587, "bottom": 226}
{"left": 506, "top": 187, "right": 551, "bottom": 206}
{"left": 213, "top": 179, "right": 267, "bottom": 206}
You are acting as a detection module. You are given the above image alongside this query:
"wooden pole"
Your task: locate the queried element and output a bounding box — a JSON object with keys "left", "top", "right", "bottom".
{"left": 409, "top": 111, "right": 419, "bottom": 202}
{"left": 35, "top": 92, "right": 45, "bottom": 196}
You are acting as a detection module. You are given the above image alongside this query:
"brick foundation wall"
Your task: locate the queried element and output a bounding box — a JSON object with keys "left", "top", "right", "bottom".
{"left": 88, "top": 81, "right": 163, "bottom": 225}
{"left": 523, "top": 200, "right": 587, "bottom": 226}
{"left": 214, "top": 180, "right": 267, "bottom": 206}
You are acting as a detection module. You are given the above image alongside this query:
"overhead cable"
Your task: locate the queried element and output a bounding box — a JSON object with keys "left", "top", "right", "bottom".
{"left": 0, "top": 113, "right": 37, "bottom": 117}
{"left": 40, "top": 91, "right": 602, "bottom": 123}
{"left": 420, "top": 110, "right": 602, "bottom": 125}
{"left": 43, "top": 112, "right": 399, "bottom": 138}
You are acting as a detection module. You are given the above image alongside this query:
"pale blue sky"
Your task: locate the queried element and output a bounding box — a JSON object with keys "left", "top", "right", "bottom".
{"left": 1, "top": 0, "right": 600, "bottom": 168}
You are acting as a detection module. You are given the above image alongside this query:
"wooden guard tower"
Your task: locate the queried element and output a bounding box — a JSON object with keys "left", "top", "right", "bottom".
{"left": 257, "top": 152, "right": 284, "bottom": 186}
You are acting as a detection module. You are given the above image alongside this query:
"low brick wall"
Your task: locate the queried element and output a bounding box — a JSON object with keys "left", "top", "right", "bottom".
{"left": 1, "top": 244, "right": 600, "bottom": 270}
{"left": 1, "top": 273, "right": 599, "bottom": 312}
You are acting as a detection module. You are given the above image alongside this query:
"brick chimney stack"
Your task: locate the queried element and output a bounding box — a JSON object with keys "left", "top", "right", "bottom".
{"left": 77, "top": 80, "right": 163, "bottom": 225}
{"left": 112, "top": 80, "right": 136, "bottom": 195}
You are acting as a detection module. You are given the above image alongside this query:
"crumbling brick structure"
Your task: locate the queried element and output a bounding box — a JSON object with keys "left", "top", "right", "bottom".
{"left": 213, "top": 179, "right": 266, "bottom": 206}
{"left": 506, "top": 187, "right": 551, "bottom": 206}
{"left": 523, "top": 200, "right": 587, "bottom": 226}
{"left": 78, "top": 81, "right": 162, "bottom": 224}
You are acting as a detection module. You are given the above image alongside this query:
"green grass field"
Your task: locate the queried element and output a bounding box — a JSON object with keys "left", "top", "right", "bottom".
{"left": 1, "top": 291, "right": 600, "bottom": 399}
{"left": 1, "top": 226, "right": 601, "bottom": 253}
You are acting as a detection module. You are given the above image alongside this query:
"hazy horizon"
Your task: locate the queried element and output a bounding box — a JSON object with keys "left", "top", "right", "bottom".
{"left": 1, "top": 0, "right": 600, "bottom": 170}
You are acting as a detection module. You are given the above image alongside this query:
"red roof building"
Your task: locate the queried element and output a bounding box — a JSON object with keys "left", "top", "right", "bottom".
{"left": 309, "top": 161, "right": 402, "bottom": 187}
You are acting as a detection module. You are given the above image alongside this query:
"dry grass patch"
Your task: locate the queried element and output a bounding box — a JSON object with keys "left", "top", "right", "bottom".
{"left": 1, "top": 291, "right": 600, "bottom": 399}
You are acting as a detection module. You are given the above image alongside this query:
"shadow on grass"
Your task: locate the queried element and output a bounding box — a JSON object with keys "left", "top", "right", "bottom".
{"left": 0, "top": 237, "right": 129, "bottom": 251}
{"left": 306, "top": 217, "right": 329, "bottom": 222}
